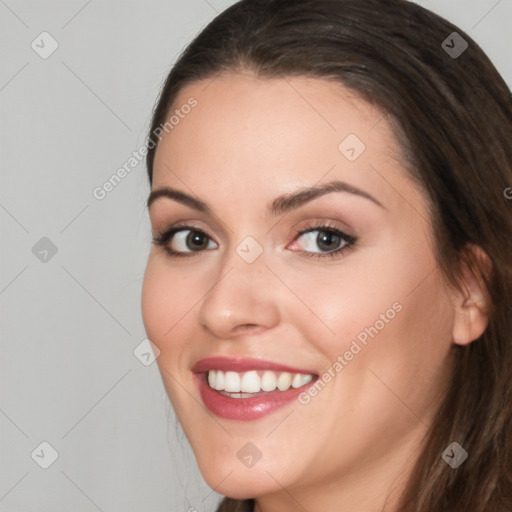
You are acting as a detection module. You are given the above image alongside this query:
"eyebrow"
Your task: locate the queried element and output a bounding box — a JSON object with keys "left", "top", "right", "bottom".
{"left": 146, "top": 180, "right": 385, "bottom": 215}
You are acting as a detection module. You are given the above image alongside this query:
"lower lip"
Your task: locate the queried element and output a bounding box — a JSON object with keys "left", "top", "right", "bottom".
{"left": 195, "top": 374, "right": 313, "bottom": 421}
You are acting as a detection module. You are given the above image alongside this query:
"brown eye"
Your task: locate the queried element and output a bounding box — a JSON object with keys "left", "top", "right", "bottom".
{"left": 291, "top": 225, "right": 356, "bottom": 260}
{"left": 152, "top": 227, "right": 217, "bottom": 256}
{"left": 184, "top": 230, "right": 211, "bottom": 251}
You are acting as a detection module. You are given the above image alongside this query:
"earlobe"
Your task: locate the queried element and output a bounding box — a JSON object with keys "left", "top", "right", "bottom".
{"left": 451, "top": 245, "right": 491, "bottom": 347}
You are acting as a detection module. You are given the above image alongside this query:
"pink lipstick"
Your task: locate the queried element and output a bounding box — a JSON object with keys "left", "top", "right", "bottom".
{"left": 192, "top": 357, "right": 317, "bottom": 421}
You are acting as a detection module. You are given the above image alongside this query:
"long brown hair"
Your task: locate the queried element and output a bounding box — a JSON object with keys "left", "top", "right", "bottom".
{"left": 145, "top": 1, "right": 512, "bottom": 510}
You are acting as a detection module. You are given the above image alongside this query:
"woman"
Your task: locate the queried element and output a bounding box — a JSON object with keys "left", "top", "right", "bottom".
{"left": 141, "top": 0, "right": 512, "bottom": 510}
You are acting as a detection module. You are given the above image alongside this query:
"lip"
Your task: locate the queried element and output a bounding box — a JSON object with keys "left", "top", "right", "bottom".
{"left": 192, "top": 356, "right": 317, "bottom": 374}
{"left": 192, "top": 357, "right": 318, "bottom": 421}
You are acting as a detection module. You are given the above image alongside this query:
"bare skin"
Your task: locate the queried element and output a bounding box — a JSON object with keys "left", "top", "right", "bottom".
{"left": 141, "top": 72, "right": 489, "bottom": 512}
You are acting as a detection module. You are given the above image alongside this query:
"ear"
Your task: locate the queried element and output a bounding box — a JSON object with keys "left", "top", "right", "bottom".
{"left": 451, "top": 244, "right": 491, "bottom": 346}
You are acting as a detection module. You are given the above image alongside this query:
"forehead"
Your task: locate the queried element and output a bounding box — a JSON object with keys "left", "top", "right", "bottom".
{"left": 151, "top": 72, "right": 421, "bottom": 214}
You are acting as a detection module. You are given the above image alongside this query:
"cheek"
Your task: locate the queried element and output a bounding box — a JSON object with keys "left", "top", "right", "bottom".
{"left": 141, "top": 256, "right": 202, "bottom": 414}
{"left": 142, "top": 256, "right": 187, "bottom": 326}
{"left": 141, "top": 261, "right": 171, "bottom": 343}
{"left": 284, "top": 256, "right": 412, "bottom": 361}
{"left": 289, "top": 228, "right": 422, "bottom": 348}
{"left": 141, "top": 256, "right": 201, "bottom": 355}
{"left": 291, "top": 240, "right": 454, "bottom": 393}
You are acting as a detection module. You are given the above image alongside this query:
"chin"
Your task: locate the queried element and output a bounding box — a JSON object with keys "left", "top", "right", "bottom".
{"left": 196, "top": 455, "right": 290, "bottom": 500}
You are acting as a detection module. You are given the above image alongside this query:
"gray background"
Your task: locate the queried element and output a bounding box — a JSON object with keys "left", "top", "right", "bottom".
{"left": 1, "top": 1, "right": 511, "bottom": 511}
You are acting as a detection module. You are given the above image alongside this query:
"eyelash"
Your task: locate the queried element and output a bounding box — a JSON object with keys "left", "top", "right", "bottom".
{"left": 151, "top": 222, "right": 357, "bottom": 260}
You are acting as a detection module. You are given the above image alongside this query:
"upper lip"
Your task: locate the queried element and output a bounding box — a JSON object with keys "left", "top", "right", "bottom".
{"left": 192, "top": 356, "right": 318, "bottom": 375}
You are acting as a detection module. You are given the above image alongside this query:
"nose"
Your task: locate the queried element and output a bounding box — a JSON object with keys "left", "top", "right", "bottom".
{"left": 197, "top": 246, "right": 281, "bottom": 339}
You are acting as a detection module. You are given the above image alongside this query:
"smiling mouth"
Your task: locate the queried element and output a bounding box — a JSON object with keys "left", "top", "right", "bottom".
{"left": 205, "top": 369, "right": 315, "bottom": 397}
{"left": 192, "top": 357, "right": 319, "bottom": 420}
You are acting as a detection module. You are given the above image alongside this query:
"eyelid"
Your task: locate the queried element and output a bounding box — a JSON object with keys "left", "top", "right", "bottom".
{"left": 152, "top": 220, "right": 219, "bottom": 243}
{"left": 152, "top": 219, "right": 357, "bottom": 260}
{"left": 291, "top": 217, "right": 355, "bottom": 238}
{"left": 288, "top": 222, "right": 356, "bottom": 256}
{"left": 152, "top": 223, "right": 218, "bottom": 249}
{"left": 151, "top": 218, "right": 352, "bottom": 245}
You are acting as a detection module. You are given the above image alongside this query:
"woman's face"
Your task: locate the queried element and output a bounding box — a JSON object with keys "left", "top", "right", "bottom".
{"left": 142, "top": 72, "right": 458, "bottom": 502}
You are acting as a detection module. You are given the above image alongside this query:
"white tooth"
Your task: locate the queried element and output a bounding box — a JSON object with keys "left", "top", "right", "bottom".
{"left": 301, "top": 374, "right": 313, "bottom": 386}
{"left": 208, "top": 370, "right": 216, "bottom": 389}
{"left": 277, "top": 372, "right": 292, "bottom": 391}
{"left": 261, "top": 371, "right": 277, "bottom": 391}
{"left": 224, "top": 371, "right": 241, "bottom": 392}
{"left": 241, "top": 371, "right": 260, "bottom": 393}
{"left": 291, "top": 373, "right": 303, "bottom": 388}
{"left": 214, "top": 370, "right": 225, "bottom": 390}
